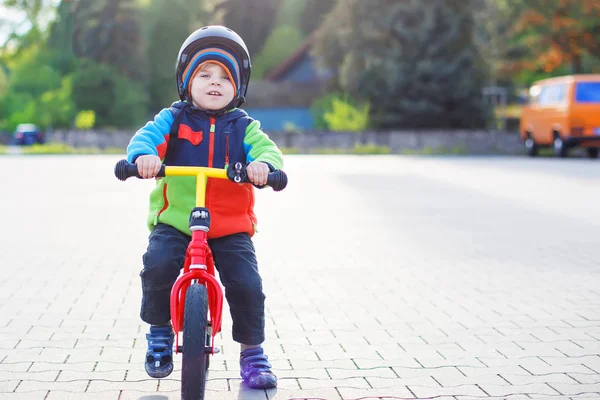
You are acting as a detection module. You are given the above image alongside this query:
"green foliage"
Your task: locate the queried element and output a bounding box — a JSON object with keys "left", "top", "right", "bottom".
{"left": 310, "top": 92, "right": 340, "bottom": 130}
{"left": 6, "top": 100, "right": 36, "bottom": 132}
{"left": 36, "top": 75, "right": 76, "bottom": 129}
{"left": 0, "top": 92, "right": 34, "bottom": 131}
{"left": 144, "top": 0, "right": 203, "bottom": 113}
{"left": 299, "top": 0, "right": 336, "bottom": 36}
{"left": 323, "top": 98, "right": 369, "bottom": 132}
{"left": 353, "top": 143, "right": 390, "bottom": 154}
{"left": 212, "top": 0, "right": 279, "bottom": 56}
{"left": 313, "top": 0, "right": 489, "bottom": 129}
{"left": 274, "top": 0, "right": 306, "bottom": 26}
{"left": 0, "top": 68, "right": 8, "bottom": 97}
{"left": 71, "top": 61, "right": 147, "bottom": 128}
{"left": 73, "top": 0, "right": 145, "bottom": 81}
{"left": 310, "top": 93, "right": 366, "bottom": 130}
{"left": 18, "top": 143, "right": 124, "bottom": 155}
{"left": 75, "top": 110, "right": 95, "bottom": 129}
{"left": 7, "top": 45, "right": 62, "bottom": 98}
{"left": 252, "top": 25, "right": 304, "bottom": 80}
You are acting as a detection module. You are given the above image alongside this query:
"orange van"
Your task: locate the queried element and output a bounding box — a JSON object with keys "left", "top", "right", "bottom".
{"left": 520, "top": 74, "right": 600, "bottom": 158}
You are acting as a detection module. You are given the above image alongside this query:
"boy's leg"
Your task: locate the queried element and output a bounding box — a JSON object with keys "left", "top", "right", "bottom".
{"left": 140, "top": 223, "right": 190, "bottom": 378}
{"left": 208, "top": 233, "right": 276, "bottom": 389}
{"left": 141, "top": 223, "right": 190, "bottom": 324}
{"left": 208, "top": 232, "right": 265, "bottom": 344}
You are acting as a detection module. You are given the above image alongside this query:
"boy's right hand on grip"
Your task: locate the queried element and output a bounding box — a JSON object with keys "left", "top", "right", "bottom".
{"left": 136, "top": 155, "right": 162, "bottom": 179}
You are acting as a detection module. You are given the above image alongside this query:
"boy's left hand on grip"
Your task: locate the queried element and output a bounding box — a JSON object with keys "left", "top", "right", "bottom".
{"left": 246, "top": 161, "right": 269, "bottom": 186}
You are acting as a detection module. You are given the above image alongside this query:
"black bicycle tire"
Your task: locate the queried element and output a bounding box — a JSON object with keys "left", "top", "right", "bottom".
{"left": 181, "top": 284, "right": 208, "bottom": 400}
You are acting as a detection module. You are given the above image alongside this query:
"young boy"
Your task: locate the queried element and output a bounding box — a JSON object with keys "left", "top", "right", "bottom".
{"left": 125, "top": 25, "right": 283, "bottom": 389}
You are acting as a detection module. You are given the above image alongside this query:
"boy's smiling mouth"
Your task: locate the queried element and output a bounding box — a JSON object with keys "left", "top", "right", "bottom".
{"left": 208, "top": 90, "right": 222, "bottom": 96}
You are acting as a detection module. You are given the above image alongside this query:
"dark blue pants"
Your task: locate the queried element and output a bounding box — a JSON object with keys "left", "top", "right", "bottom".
{"left": 140, "top": 223, "right": 265, "bottom": 345}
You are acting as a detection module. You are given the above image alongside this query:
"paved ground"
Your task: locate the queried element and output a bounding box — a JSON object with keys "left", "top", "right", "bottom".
{"left": 1, "top": 154, "right": 600, "bottom": 400}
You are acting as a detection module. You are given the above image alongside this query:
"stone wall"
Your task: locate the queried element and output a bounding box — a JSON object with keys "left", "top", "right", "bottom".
{"left": 46, "top": 128, "right": 524, "bottom": 154}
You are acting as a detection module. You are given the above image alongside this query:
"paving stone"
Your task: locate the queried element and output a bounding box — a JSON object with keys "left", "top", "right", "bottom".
{"left": 3, "top": 155, "right": 600, "bottom": 398}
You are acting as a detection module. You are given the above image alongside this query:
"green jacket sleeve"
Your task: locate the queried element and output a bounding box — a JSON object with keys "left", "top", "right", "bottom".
{"left": 244, "top": 120, "right": 284, "bottom": 170}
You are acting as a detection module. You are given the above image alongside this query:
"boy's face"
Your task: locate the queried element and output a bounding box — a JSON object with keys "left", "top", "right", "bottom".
{"left": 190, "top": 63, "right": 235, "bottom": 111}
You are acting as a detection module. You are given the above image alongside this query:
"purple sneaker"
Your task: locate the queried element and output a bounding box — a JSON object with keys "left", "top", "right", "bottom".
{"left": 240, "top": 347, "right": 277, "bottom": 389}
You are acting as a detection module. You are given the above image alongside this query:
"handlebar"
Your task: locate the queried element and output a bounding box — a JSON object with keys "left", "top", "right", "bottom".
{"left": 114, "top": 159, "right": 288, "bottom": 192}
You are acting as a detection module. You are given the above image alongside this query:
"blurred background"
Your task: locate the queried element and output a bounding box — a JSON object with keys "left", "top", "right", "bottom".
{"left": 0, "top": 0, "right": 599, "bottom": 155}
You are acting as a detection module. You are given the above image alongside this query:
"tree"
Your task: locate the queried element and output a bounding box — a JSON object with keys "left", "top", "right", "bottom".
{"left": 251, "top": 0, "right": 305, "bottom": 79}
{"left": 72, "top": 0, "right": 145, "bottom": 81}
{"left": 211, "top": 0, "right": 279, "bottom": 56}
{"left": 313, "top": 0, "right": 489, "bottom": 129}
{"left": 299, "top": 0, "right": 336, "bottom": 36}
{"left": 473, "top": 0, "right": 514, "bottom": 85}
{"left": 1, "top": 0, "right": 62, "bottom": 50}
{"left": 144, "top": 0, "right": 208, "bottom": 113}
{"left": 511, "top": 0, "right": 600, "bottom": 75}
{"left": 47, "top": 0, "right": 77, "bottom": 75}
{"left": 71, "top": 60, "right": 147, "bottom": 128}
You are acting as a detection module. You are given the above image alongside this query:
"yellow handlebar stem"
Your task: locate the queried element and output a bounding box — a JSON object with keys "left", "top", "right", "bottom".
{"left": 164, "top": 166, "right": 229, "bottom": 207}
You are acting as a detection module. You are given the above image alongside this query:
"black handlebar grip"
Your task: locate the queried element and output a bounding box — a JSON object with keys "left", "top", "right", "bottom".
{"left": 115, "top": 159, "right": 286, "bottom": 191}
{"left": 266, "top": 170, "right": 288, "bottom": 192}
{"left": 114, "top": 159, "right": 165, "bottom": 181}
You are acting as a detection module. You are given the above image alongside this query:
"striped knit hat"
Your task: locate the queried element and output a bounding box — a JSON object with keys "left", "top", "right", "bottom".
{"left": 181, "top": 47, "right": 242, "bottom": 100}
{"left": 175, "top": 26, "right": 252, "bottom": 111}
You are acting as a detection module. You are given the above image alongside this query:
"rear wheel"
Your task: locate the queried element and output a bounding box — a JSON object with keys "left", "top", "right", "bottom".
{"left": 553, "top": 132, "right": 568, "bottom": 158}
{"left": 524, "top": 132, "right": 538, "bottom": 157}
{"left": 181, "top": 284, "right": 208, "bottom": 400}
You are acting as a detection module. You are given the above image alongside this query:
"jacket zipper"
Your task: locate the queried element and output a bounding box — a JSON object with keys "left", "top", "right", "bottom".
{"left": 225, "top": 132, "right": 230, "bottom": 167}
{"left": 208, "top": 117, "right": 216, "bottom": 167}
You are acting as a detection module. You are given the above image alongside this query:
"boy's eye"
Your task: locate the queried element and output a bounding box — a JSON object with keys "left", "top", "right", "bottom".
{"left": 200, "top": 74, "right": 210, "bottom": 78}
{"left": 221, "top": 76, "right": 229, "bottom": 80}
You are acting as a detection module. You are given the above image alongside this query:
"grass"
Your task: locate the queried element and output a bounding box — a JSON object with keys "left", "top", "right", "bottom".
{"left": 401, "top": 145, "right": 468, "bottom": 155}
{"left": 4, "top": 143, "right": 124, "bottom": 155}
{"left": 3, "top": 143, "right": 472, "bottom": 156}
{"left": 281, "top": 144, "right": 392, "bottom": 155}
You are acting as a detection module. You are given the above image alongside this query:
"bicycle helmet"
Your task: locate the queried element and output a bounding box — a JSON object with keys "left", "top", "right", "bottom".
{"left": 175, "top": 25, "right": 251, "bottom": 112}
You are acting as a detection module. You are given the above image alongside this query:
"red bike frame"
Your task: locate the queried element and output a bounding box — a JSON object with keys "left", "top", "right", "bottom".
{"left": 162, "top": 166, "right": 228, "bottom": 356}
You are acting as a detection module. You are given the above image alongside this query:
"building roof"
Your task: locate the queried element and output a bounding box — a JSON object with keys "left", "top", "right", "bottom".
{"left": 265, "top": 33, "right": 316, "bottom": 82}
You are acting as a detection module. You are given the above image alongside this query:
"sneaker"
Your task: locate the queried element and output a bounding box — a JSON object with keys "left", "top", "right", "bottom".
{"left": 144, "top": 325, "right": 174, "bottom": 378}
{"left": 239, "top": 347, "right": 277, "bottom": 389}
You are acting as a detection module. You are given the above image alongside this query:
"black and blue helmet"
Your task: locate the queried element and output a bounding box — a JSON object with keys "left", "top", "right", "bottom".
{"left": 175, "top": 25, "right": 252, "bottom": 109}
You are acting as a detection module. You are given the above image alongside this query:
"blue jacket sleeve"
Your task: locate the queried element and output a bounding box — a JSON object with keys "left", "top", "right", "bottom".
{"left": 126, "top": 108, "right": 175, "bottom": 163}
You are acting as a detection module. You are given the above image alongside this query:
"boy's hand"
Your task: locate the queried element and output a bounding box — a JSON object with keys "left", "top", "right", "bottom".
{"left": 136, "top": 155, "right": 162, "bottom": 179}
{"left": 246, "top": 161, "right": 269, "bottom": 186}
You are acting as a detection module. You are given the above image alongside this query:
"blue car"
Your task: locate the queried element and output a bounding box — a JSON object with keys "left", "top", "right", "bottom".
{"left": 14, "top": 124, "right": 44, "bottom": 145}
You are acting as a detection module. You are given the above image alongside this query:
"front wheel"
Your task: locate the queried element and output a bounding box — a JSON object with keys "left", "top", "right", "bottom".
{"left": 182, "top": 284, "right": 208, "bottom": 400}
{"left": 553, "top": 133, "right": 568, "bottom": 158}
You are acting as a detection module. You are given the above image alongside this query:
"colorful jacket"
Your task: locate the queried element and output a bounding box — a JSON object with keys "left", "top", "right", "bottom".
{"left": 126, "top": 101, "right": 283, "bottom": 238}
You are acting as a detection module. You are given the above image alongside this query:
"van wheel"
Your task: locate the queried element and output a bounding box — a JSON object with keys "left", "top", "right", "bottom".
{"left": 524, "top": 133, "right": 538, "bottom": 157}
{"left": 553, "top": 132, "right": 567, "bottom": 158}
{"left": 586, "top": 148, "right": 599, "bottom": 159}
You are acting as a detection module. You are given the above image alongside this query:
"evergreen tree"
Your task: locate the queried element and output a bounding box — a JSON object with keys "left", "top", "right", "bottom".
{"left": 313, "top": 0, "right": 489, "bottom": 129}
{"left": 299, "top": 0, "right": 336, "bottom": 36}
{"left": 72, "top": 0, "right": 145, "bottom": 81}
{"left": 47, "top": 0, "right": 77, "bottom": 75}
{"left": 144, "top": 0, "right": 208, "bottom": 113}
